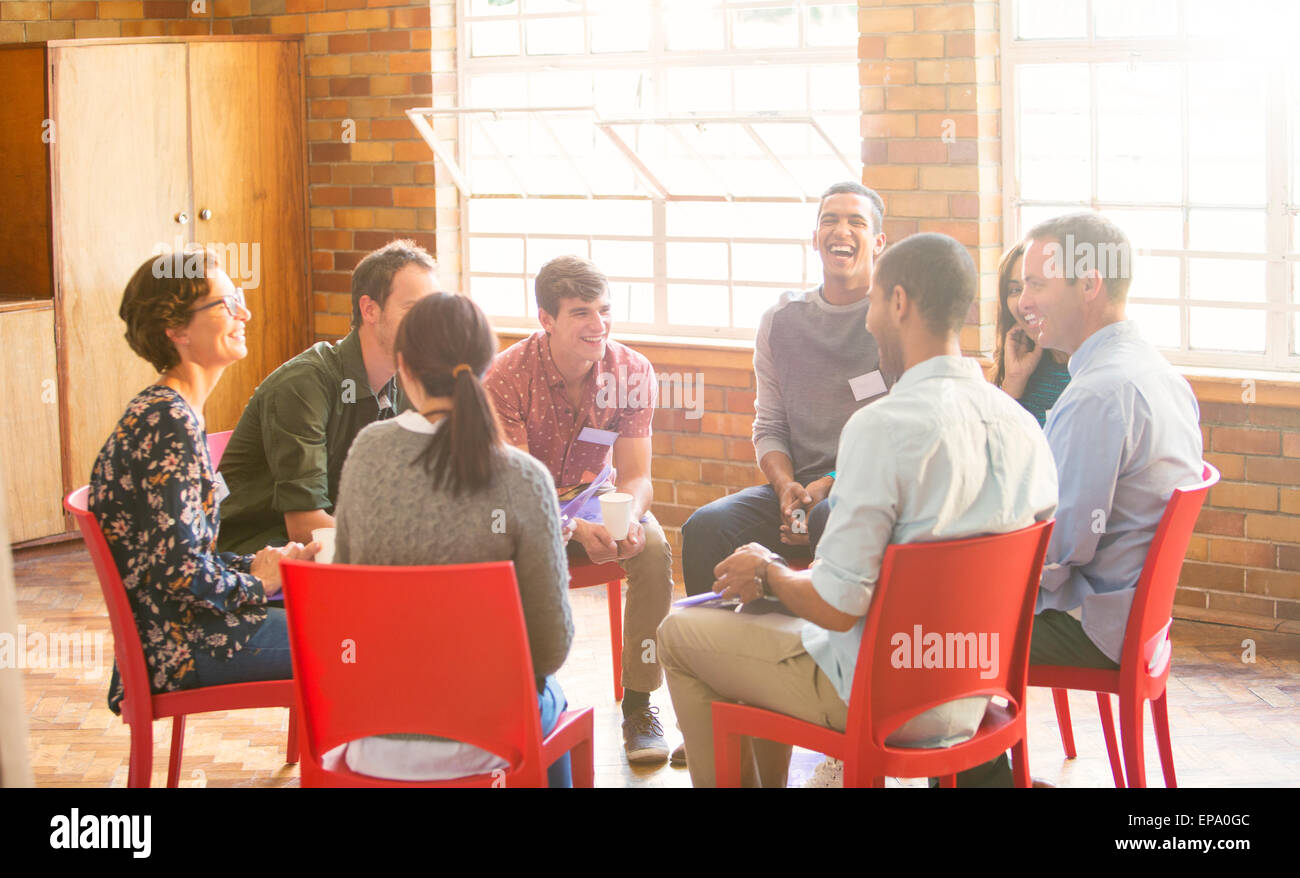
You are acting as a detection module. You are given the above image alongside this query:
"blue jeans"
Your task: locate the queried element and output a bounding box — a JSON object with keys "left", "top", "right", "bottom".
{"left": 192, "top": 607, "right": 294, "bottom": 685}
{"left": 539, "top": 675, "right": 572, "bottom": 788}
{"left": 680, "top": 484, "right": 831, "bottom": 596}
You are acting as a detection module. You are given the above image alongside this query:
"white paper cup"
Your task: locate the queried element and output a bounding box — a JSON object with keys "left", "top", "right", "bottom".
{"left": 598, "top": 492, "right": 634, "bottom": 541}
{"left": 311, "top": 527, "right": 336, "bottom": 565}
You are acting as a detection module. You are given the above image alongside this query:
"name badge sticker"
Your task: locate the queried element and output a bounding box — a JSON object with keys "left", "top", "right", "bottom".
{"left": 577, "top": 426, "right": 620, "bottom": 447}
{"left": 213, "top": 473, "right": 231, "bottom": 505}
{"left": 848, "top": 370, "right": 888, "bottom": 402}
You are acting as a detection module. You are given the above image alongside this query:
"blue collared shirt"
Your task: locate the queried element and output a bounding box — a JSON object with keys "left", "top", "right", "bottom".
{"left": 804, "top": 355, "right": 1059, "bottom": 744}
{"left": 1038, "top": 321, "right": 1202, "bottom": 663}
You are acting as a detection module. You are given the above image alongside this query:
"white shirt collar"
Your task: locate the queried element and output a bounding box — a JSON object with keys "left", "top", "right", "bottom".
{"left": 395, "top": 409, "right": 446, "bottom": 435}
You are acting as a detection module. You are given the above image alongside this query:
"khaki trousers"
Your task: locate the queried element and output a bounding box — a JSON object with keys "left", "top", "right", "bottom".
{"left": 657, "top": 607, "right": 848, "bottom": 788}
{"left": 570, "top": 512, "right": 674, "bottom": 694}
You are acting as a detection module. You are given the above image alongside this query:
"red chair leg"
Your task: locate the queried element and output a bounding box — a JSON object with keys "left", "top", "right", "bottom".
{"left": 1150, "top": 691, "right": 1177, "bottom": 788}
{"left": 713, "top": 723, "right": 743, "bottom": 788}
{"left": 286, "top": 708, "right": 300, "bottom": 765}
{"left": 938, "top": 774, "right": 957, "bottom": 788}
{"left": 1012, "top": 738, "right": 1031, "bottom": 788}
{"left": 126, "top": 718, "right": 154, "bottom": 788}
{"left": 1119, "top": 694, "right": 1148, "bottom": 789}
{"left": 606, "top": 578, "right": 624, "bottom": 702}
{"left": 1096, "top": 693, "right": 1125, "bottom": 788}
{"left": 166, "top": 715, "right": 186, "bottom": 788}
{"left": 1051, "top": 688, "right": 1077, "bottom": 758}
{"left": 570, "top": 735, "right": 595, "bottom": 788}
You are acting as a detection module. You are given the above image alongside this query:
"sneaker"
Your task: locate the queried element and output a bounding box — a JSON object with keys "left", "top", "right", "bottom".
{"left": 622, "top": 706, "right": 670, "bottom": 764}
{"left": 671, "top": 741, "right": 687, "bottom": 766}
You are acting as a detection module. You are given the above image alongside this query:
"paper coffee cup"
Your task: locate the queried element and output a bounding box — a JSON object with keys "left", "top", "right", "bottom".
{"left": 598, "top": 493, "right": 634, "bottom": 541}
{"left": 311, "top": 527, "right": 336, "bottom": 565}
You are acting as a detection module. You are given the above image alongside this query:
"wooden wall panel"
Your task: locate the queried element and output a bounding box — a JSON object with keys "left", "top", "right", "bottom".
{"left": 0, "top": 306, "right": 64, "bottom": 542}
{"left": 50, "top": 43, "right": 191, "bottom": 491}
{"left": 0, "top": 46, "right": 52, "bottom": 302}
{"left": 189, "top": 39, "right": 310, "bottom": 432}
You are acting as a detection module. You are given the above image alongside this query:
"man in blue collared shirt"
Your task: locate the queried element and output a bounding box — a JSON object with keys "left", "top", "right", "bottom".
{"left": 657, "top": 233, "right": 1058, "bottom": 787}
{"left": 959, "top": 212, "right": 1203, "bottom": 786}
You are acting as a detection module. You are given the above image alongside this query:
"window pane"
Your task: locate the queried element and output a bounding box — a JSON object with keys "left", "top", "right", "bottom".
{"left": 1188, "top": 258, "right": 1267, "bottom": 304}
{"left": 471, "top": 276, "right": 527, "bottom": 318}
{"left": 609, "top": 281, "right": 655, "bottom": 325}
{"left": 1127, "top": 303, "right": 1180, "bottom": 349}
{"left": 470, "top": 236, "right": 524, "bottom": 275}
{"left": 470, "top": 0, "right": 515, "bottom": 16}
{"left": 809, "top": 66, "right": 858, "bottom": 113}
{"left": 806, "top": 4, "right": 856, "bottom": 48}
{"left": 735, "top": 67, "right": 807, "bottom": 112}
{"left": 1188, "top": 63, "right": 1266, "bottom": 206}
{"left": 525, "top": 237, "right": 588, "bottom": 274}
{"left": 1018, "top": 65, "right": 1090, "bottom": 202}
{"left": 469, "top": 74, "right": 528, "bottom": 107}
{"left": 1190, "top": 307, "right": 1266, "bottom": 352}
{"left": 1019, "top": 204, "right": 1078, "bottom": 239}
{"left": 666, "top": 1, "right": 724, "bottom": 51}
{"left": 1093, "top": 0, "right": 1177, "bottom": 38}
{"left": 1016, "top": 0, "right": 1087, "bottom": 39}
{"left": 668, "top": 201, "right": 812, "bottom": 240}
{"left": 732, "top": 7, "right": 798, "bottom": 50}
{"left": 668, "top": 242, "right": 729, "bottom": 281}
{"left": 592, "top": 11, "right": 650, "bottom": 53}
{"left": 733, "top": 286, "right": 788, "bottom": 329}
{"left": 526, "top": 17, "right": 585, "bottom": 55}
{"left": 471, "top": 20, "right": 520, "bottom": 57}
{"left": 591, "top": 240, "right": 653, "bottom": 278}
{"left": 732, "top": 242, "right": 804, "bottom": 283}
{"left": 525, "top": 0, "right": 579, "bottom": 12}
{"left": 667, "top": 68, "right": 732, "bottom": 114}
{"left": 1188, "top": 210, "right": 1267, "bottom": 254}
{"left": 1130, "top": 254, "right": 1181, "bottom": 300}
{"left": 1102, "top": 208, "right": 1182, "bottom": 251}
{"left": 1096, "top": 63, "right": 1182, "bottom": 203}
{"left": 668, "top": 284, "right": 730, "bottom": 327}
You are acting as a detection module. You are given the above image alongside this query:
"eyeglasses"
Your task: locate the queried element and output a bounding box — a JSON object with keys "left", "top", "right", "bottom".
{"left": 189, "top": 288, "right": 248, "bottom": 318}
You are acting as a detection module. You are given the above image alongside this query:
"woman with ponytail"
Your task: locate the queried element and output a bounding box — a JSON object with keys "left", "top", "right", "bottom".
{"left": 331, "top": 292, "right": 575, "bottom": 786}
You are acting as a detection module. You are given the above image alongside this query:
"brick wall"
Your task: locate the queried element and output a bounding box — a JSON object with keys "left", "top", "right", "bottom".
{"left": 859, "top": 0, "right": 1002, "bottom": 357}
{"left": 0, "top": 0, "right": 209, "bottom": 39}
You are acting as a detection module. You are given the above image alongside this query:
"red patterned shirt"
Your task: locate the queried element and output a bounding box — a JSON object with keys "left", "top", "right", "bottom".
{"left": 485, "top": 331, "right": 656, "bottom": 491}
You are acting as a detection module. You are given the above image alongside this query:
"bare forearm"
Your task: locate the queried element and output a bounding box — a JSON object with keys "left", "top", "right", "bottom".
{"left": 284, "top": 509, "right": 335, "bottom": 544}
{"left": 759, "top": 451, "right": 797, "bottom": 493}
{"left": 766, "top": 564, "right": 859, "bottom": 632}
{"left": 619, "top": 475, "right": 654, "bottom": 520}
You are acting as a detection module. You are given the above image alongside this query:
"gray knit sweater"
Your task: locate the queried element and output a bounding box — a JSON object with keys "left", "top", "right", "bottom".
{"left": 333, "top": 411, "right": 574, "bottom": 679}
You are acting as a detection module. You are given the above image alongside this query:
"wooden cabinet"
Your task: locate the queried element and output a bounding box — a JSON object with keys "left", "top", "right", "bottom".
{"left": 0, "top": 37, "right": 311, "bottom": 543}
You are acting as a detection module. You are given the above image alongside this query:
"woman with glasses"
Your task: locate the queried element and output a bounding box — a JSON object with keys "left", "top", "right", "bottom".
{"left": 89, "top": 250, "right": 317, "bottom": 717}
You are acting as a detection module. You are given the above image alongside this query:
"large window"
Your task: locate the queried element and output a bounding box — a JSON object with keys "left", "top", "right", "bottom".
{"left": 1003, "top": 0, "right": 1300, "bottom": 370}
{"left": 455, "top": 0, "right": 861, "bottom": 337}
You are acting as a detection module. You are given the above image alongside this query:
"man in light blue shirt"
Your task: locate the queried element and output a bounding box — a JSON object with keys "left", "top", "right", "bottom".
{"left": 657, "top": 233, "right": 1058, "bottom": 787}
{"left": 960, "top": 212, "right": 1203, "bottom": 787}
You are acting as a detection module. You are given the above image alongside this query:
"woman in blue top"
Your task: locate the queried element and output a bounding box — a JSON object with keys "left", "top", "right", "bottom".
{"left": 989, "top": 241, "right": 1071, "bottom": 426}
{"left": 89, "top": 250, "right": 316, "bottom": 714}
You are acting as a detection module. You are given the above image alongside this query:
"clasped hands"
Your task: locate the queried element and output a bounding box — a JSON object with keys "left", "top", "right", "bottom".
{"left": 712, "top": 542, "right": 774, "bottom": 605}
{"left": 777, "top": 475, "right": 832, "bottom": 545}
{"left": 250, "top": 541, "right": 321, "bottom": 598}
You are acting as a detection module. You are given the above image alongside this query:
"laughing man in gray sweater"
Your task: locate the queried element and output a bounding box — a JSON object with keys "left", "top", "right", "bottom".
{"left": 681, "top": 182, "right": 891, "bottom": 595}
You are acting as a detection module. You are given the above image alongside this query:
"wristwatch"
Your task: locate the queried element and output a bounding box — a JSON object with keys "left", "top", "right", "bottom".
{"left": 757, "top": 551, "right": 788, "bottom": 597}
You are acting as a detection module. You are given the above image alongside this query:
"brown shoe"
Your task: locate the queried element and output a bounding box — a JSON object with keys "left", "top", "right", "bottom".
{"left": 622, "top": 707, "right": 670, "bottom": 764}
{"left": 671, "top": 741, "right": 687, "bottom": 766}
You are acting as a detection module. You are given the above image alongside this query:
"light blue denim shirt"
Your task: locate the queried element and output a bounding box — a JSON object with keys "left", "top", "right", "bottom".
{"left": 1038, "top": 320, "right": 1203, "bottom": 663}
{"left": 804, "top": 355, "right": 1058, "bottom": 744}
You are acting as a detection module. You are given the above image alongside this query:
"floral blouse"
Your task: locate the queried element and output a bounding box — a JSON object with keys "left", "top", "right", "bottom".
{"left": 90, "top": 386, "right": 269, "bottom": 714}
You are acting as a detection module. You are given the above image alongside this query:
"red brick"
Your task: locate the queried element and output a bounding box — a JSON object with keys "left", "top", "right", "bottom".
{"left": 330, "top": 77, "right": 370, "bottom": 97}
{"left": 1247, "top": 406, "right": 1300, "bottom": 429}
{"left": 651, "top": 433, "right": 672, "bottom": 456}
{"left": 333, "top": 250, "right": 367, "bottom": 271}
{"left": 328, "top": 32, "right": 368, "bottom": 53}
{"left": 310, "top": 98, "right": 348, "bottom": 119}
{"left": 1206, "top": 592, "right": 1275, "bottom": 617}
{"left": 700, "top": 461, "right": 762, "bottom": 486}
{"left": 1212, "top": 427, "right": 1280, "bottom": 455}
{"left": 390, "top": 5, "right": 428, "bottom": 27}
{"left": 654, "top": 457, "right": 701, "bottom": 482}
{"left": 888, "top": 140, "right": 949, "bottom": 164}
{"left": 1194, "top": 508, "right": 1245, "bottom": 537}
{"left": 143, "top": 0, "right": 188, "bottom": 16}
{"left": 673, "top": 435, "right": 725, "bottom": 459}
{"left": 310, "top": 142, "right": 350, "bottom": 163}
{"left": 311, "top": 186, "right": 350, "bottom": 206}
{"left": 1198, "top": 402, "right": 1251, "bottom": 424}
{"left": 650, "top": 504, "right": 695, "bottom": 529}
{"left": 51, "top": 2, "right": 98, "bottom": 18}
{"left": 370, "top": 29, "right": 410, "bottom": 51}
{"left": 1173, "top": 587, "right": 1208, "bottom": 609}
{"left": 1245, "top": 457, "right": 1300, "bottom": 485}
{"left": 677, "top": 483, "right": 727, "bottom": 507}
{"left": 1278, "top": 600, "right": 1300, "bottom": 621}
{"left": 726, "top": 439, "right": 756, "bottom": 463}
{"left": 312, "top": 229, "right": 352, "bottom": 250}
{"left": 1244, "top": 513, "right": 1299, "bottom": 543}
{"left": 1179, "top": 561, "right": 1245, "bottom": 592}
{"left": 1279, "top": 545, "right": 1300, "bottom": 571}
{"left": 1283, "top": 433, "right": 1300, "bottom": 458}
{"left": 653, "top": 409, "right": 702, "bottom": 434}
{"left": 700, "top": 413, "right": 753, "bottom": 438}
{"left": 1210, "top": 482, "right": 1278, "bottom": 512}
{"left": 726, "top": 390, "right": 755, "bottom": 415}
{"left": 312, "top": 271, "right": 352, "bottom": 293}
{"left": 351, "top": 187, "right": 394, "bottom": 207}
{"left": 1245, "top": 569, "right": 1300, "bottom": 600}
{"left": 393, "top": 186, "right": 437, "bottom": 208}
{"left": 333, "top": 164, "right": 373, "bottom": 185}
{"left": 1204, "top": 452, "right": 1244, "bottom": 480}
{"left": 1207, "top": 538, "right": 1275, "bottom": 568}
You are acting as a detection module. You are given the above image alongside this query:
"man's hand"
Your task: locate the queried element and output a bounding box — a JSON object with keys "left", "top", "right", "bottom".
{"left": 1001, "top": 326, "right": 1044, "bottom": 399}
{"left": 250, "top": 541, "right": 320, "bottom": 598}
{"left": 615, "top": 517, "right": 645, "bottom": 560}
{"left": 713, "top": 543, "right": 771, "bottom": 605}
{"left": 777, "top": 479, "right": 814, "bottom": 546}
{"left": 575, "top": 519, "right": 620, "bottom": 564}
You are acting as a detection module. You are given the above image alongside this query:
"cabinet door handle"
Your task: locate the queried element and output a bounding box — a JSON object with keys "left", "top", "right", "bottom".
{"left": 175, "top": 212, "right": 189, "bottom": 225}
{"left": 199, "top": 209, "right": 212, "bottom": 221}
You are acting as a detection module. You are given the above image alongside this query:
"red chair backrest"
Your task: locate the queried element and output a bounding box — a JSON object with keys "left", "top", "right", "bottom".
{"left": 279, "top": 558, "right": 550, "bottom": 786}
{"left": 849, "top": 520, "right": 1054, "bottom": 748}
{"left": 1122, "top": 462, "right": 1220, "bottom": 678}
{"left": 64, "top": 487, "right": 151, "bottom": 717}
{"left": 206, "top": 430, "right": 233, "bottom": 470}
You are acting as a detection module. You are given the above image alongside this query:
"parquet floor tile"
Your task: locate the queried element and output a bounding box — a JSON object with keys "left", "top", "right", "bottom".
{"left": 10, "top": 543, "right": 1299, "bottom": 788}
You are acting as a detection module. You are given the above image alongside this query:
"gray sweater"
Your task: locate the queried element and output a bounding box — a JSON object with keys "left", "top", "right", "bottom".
{"left": 334, "top": 412, "right": 573, "bottom": 679}
{"left": 753, "top": 287, "right": 884, "bottom": 483}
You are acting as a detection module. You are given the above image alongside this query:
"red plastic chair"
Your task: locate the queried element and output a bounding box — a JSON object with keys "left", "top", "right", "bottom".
{"left": 713, "top": 520, "right": 1054, "bottom": 787}
{"left": 206, "top": 429, "right": 233, "bottom": 469}
{"left": 65, "top": 487, "right": 298, "bottom": 788}
{"left": 280, "top": 558, "right": 595, "bottom": 787}
{"left": 1029, "top": 462, "right": 1220, "bottom": 788}
{"left": 568, "top": 557, "right": 625, "bottom": 701}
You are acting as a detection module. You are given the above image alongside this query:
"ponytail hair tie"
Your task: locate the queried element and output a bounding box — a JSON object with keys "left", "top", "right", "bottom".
{"left": 452, "top": 363, "right": 472, "bottom": 377}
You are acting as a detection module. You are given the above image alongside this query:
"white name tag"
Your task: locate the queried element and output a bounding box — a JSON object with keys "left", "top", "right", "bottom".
{"left": 848, "top": 370, "right": 887, "bottom": 402}
{"left": 213, "top": 473, "right": 230, "bottom": 505}
{"left": 577, "top": 426, "right": 619, "bottom": 447}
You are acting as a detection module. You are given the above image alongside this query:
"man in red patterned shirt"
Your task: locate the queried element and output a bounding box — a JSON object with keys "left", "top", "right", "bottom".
{"left": 485, "top": 256, "right": 677, "bottom": 765}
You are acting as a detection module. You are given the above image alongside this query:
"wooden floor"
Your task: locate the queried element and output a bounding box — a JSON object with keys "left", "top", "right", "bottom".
{"left": 11, "top": 542, "right": 1300, "bottom": 788}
